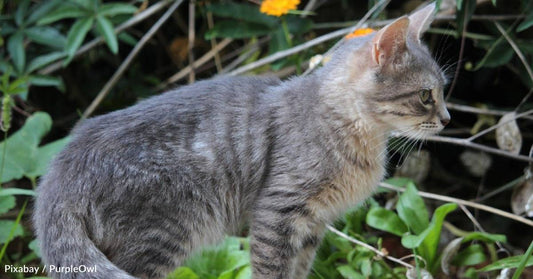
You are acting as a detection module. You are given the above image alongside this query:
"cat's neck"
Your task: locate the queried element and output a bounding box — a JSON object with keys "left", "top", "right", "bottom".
{"left": 311, "top": 67, "right": 391, "bottom": 151}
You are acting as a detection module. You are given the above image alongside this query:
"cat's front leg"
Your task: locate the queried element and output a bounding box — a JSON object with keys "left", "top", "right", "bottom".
{"left": 249, "top": 217, "right": 298, "bottom": 278}
{"left": 249, "top": 199, "right": 324, "bottom": 279}
{"left": 292, "top": 228, "right": 324, "bottom": 279}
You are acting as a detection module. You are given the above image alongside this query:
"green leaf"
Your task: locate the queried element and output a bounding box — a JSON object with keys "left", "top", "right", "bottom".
{"left": 65, "top": 17, "right": 94, "bottom": 61}
{"left": 420, "top": 203, "right": 457, "bottom": 269}
{"left": 512, "top": 241, "right": 533, "bottom": 279}
{"left": 0, "top": 112, "right": 69, "bottom": 183}
{"left": 492, "top": 0, "right": 497, "bottom": 6}
{"left": 96, "top": 15, "right": 118, "bottom": 54}
{"left": 517, "top": 11, "right": 533, "bottom": 32}
{"left": 205, "top": 21, "right": 272, "bottom": 40}
{"left": 24, "top": 26, "right": 66, "bottom": 48}
{"left": 37, "top": 5, "right": 88, "bottom": 25}
{"left": 26, "top": 0, "right": 62, "bottom": 25}
{"left": 28, "top": 239, "right": 41, "bottom": 258}
{"left": 98, "top": 3, "right": 137, "bottom": 17}
{"left": 366, "top": 207, "right": 408, "bottom": 236}
{"left": 27, "top": 136, "right": 70, "bottom": 178}
{"left": 456, "top": 0, "right": 477, "bottom": 33}
{"left": 478, "top": 254, "right": 533, "bottom": 272}
{"left": 167, "top": 267, "right": 200, "bottom": 279}
{"left": 462, "top": 231, "right": 506, "bottom": 243}
{"left": 397, "top": 182, "right": 429, "bottom": 234}
{"left": 0, "top": 188, "right": 35, "bottom": 197}
{"left": 384, "top": 177, "right": 413, "bottom": 188}
{"left": 337, "top": 265, "right": 365, "bottom": 279}
{"left": 453, "top": 244, "right": 487, "bottom": 266}
{"left": 0, "top": 220, "right": 24, "bottom": 244}
{"left": 0, "top": 196, "right": 16, "bottom": 214}
{"left": 29, "top": 75, "right": 65, "bottom": 91}
{"left": 27, "top": 51, "right": 66, "bottom": 73}
{"left": 7, "top": 31, "right": 25, "bottom": 74}
{"left": 15, "top": 0, "right": 31, "bottom": 26}
{"left": 206, "top": 2, "right": 278, "bottom": 28}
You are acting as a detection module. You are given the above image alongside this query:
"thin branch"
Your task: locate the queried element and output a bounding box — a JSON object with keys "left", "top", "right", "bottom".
{"left": 158, "top": 38, "right": 233, "bottom": 89}
{"left": 188, "top": 0, "right": 196, "bottom": 83}
{"left": 423, "top": 135, "right": 533, "bottom": 162}
{"left": 82, "top": 0, "right": 184, "bottom": 119}
{"left": 495, "top": 22, "right": 533, "bottom": 84}
{"left": 39, "top": 0, "right": 172, "bottom": 75}
{"left": 466, "top": 108, "right": 533, "bottom": 142}
{"left": 206, "top": 11, "right": 223, "bottom": 73}
{"left": 446, "top": 102, "right": 510, "bottom": 116}
{"left": 326, "top": 224, "right": 414, "bottom": 269}
{"left": 445, "top": 2, "right": 469, "bottom": 101}
{"left": 379, "top": 182, "right": 533, "bottom": 227}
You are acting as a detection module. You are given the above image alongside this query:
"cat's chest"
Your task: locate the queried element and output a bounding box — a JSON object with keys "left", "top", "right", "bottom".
{"left": 309, "top": 140, "right": 387, "bottom": 221}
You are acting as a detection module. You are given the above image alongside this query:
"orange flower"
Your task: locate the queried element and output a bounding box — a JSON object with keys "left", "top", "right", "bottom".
{"left": 345, "top": 28, "right": 375, "bottom": 39}
{"left": 260, "top": 0, "right": 300, "bottom": 17}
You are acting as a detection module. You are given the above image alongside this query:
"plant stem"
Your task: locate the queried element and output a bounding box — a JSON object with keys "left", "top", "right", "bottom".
{"left": 281, "top": 17, "right": 292, "bottom": 47}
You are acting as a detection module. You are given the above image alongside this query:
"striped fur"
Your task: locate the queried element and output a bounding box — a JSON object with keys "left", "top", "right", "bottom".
{"left": 33, "top": 3, "right": 448, "bottom": 279}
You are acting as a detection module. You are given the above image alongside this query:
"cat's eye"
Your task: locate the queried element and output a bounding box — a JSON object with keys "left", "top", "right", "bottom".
{"left": 418, "top": 89, "right": 433, "bottom": 105}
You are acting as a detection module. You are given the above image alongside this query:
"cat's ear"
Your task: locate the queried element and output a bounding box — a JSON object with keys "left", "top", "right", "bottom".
{"left": 408, "top": 2, "right": 436, "bottom": 42}
{"left": 371, "top": 17, "right": 410, "bottom": 66}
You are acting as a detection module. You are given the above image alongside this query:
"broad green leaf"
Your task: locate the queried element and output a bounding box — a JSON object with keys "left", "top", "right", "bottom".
{"left": 7, "top": 31, "right": 25, "bottom": 74}
{"left": 0, "top": 196, "right": 16, "bottom": 214}
{"left": 384, "top": 177, "right": 413, "bottom": 188}
{"left": 166, "top": 267, "right": 200, "bottom": 279}
{"left": 65, "top": 17, "right": 94, "bottom": 61}
{"left": 456, "top": 0, "right": 477, "bottom": 34}
{"left": 26, "top": 0, "right": 61, "bottom": 25}
{"left": 234, "top": 265, "right": 251, "bottom": 279}
{"left": 366, "top": 207, "right": 408, "bottom": 236}
{"left": 24, "top": 26, "right": 66, "bottom": 48}
{"left": 205, "top": 21, "right": 272, "bottom": 40}
{"left": 27, "top": 136, "right": 70, "bottom": 180}
{"left": 517, "top": 11, "right": 533, "bottom": 32}
{"left": 337, "top": 265, "right": 365, "bottom": 279}
{"left": 0, "top": 188, "right": 35, "bottom": 197}
{"left": 462, "top": 231, "right": 506, "bottom": 243}
{"left": 397, "top": 182, "right": 429, "bottom": 234}
{"left": 29, "top": 75, "right": 65, "bottom": 91}
{"left": 420, "top": 203, "right": 457, "bottom": 269}
{"left": 96, "top": 15, "right": 118, "bottom": 54}
{"left": 15, "top": 0, "right": 31, "bottom": 26}
{"left": 492, "top": 0, "right": 497, "bottom": 5}
{"left": 453, "top": 244, "right": 487, "bottom": 266}
{"left": 206, "top": 2, "right": 278, "bottom": 28}
{"left": 28, "top": 239, "right": 41, "bottom": 258}
{"left": 0, "top": 112, "right": 69, "bottom": 183}
{"left": 37, "top": 5, "right": 88, "bottom": 25}
{"left": 98, "top": 3, "right": 137, "bottom": 17}
{"left": 27, "top": 51, "right": 66, "bottom": 73}
{"left": 478, "top": 254, "right": 533, "bottom": 272}
{"left": 117, "top": 32, "right": 138, "bottom": 47}
{"left": 0, "top": 220, "right": 24, "bottom": 244}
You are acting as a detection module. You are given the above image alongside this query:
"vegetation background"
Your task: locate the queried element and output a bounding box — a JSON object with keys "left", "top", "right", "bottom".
{"left": 1, "top": 0, "right": 533, "bottom": 278}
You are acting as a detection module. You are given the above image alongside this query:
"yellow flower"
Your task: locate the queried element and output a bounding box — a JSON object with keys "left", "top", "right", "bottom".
{"left": 260, "top": 0, "right": 300, "bottom": 17}
{"left": 345, "top": 28, "right": 375, "bottom": 39}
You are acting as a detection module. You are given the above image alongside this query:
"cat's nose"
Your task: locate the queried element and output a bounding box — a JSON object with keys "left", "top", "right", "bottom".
{"left": 440, "top": 117, "right": 450, "bottom": 126}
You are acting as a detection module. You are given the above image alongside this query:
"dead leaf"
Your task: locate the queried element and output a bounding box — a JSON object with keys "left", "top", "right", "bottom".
{"left": 496, "top": 112, "right": 522, "bottom": 155}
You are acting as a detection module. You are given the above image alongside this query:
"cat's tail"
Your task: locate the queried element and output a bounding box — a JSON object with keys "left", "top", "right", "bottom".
{"left": 33, "top": 181, "right": 138, "bottom": 279}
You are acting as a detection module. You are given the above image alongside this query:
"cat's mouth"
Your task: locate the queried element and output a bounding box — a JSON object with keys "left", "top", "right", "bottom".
{"left": 392, "top": 121, "right": 444, "bottom": 140}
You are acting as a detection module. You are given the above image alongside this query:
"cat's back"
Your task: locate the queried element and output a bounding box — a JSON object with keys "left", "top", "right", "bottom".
{"left": 39, "top": 75, "right": 282, "bottom": 198}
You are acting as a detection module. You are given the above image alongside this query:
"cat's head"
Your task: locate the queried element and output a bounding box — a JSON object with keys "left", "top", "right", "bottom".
{"left": 324, "top": 3, "right": 450, "bottom": 139}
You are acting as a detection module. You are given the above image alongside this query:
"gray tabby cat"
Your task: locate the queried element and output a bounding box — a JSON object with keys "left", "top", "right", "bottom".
{"left": 34, "top": 3, "right": 449, "bottom": 279}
